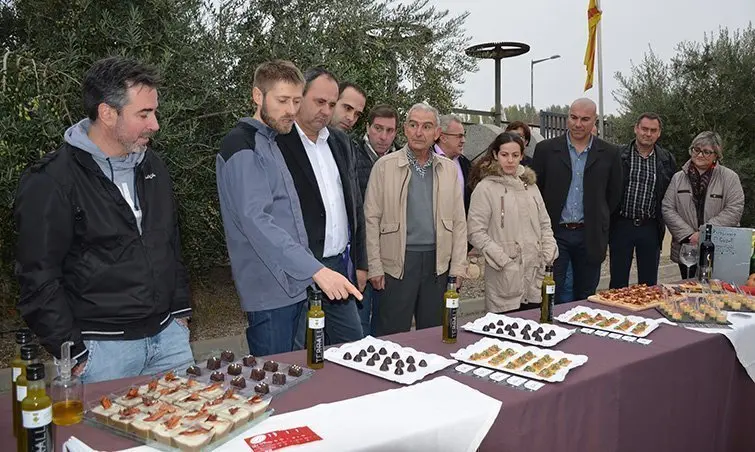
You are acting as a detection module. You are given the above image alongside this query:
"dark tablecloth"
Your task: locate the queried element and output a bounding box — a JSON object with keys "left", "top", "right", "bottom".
{"left": 2, "top": 301, "right": 754, "bottom": 451}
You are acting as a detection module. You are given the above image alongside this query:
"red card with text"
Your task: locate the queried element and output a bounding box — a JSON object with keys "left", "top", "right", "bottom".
{"left": 245, "top": 426, "right": 323, "bottom": 451}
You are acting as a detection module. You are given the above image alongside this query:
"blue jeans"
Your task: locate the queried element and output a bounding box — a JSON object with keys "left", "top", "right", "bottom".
{"left": 562, "top": 262, "right": 574, "bottom": 302}
{"left": 554, "top": 226, "right": 602, "bottom": 304}
{"left": 358, "top": 282, "right": 380, "bottom": 337}
{"left": 79, "top": 319, "right": 194, "bottom": 384}
{"left": 320, "top": 254, "right": 364, "bottom": 345}
{"left": 246, "top": 300, "right": 308, "bottom": 357}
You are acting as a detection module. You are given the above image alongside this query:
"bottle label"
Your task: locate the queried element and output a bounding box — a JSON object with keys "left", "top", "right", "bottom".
{"left": 445, "top": 297, "right": 459, "bottom": 308}
{"left": 545, "top": 284, "right": 555, "bottom": 295}
{"left": 308, "top": 317, "right": 325, "bottom": 329}
{"left": 23, "top": 407, "right": 53, "bottom": 452}
{"left": 16, "top": 384, "right": 27, "bottom": 402}
{"left": 12, "top": 367, "right": 21, "bottom": 382}
{"left": 446, "top": 308, "right": 458, "bottom": 339}
{"left": 309, "top": 328, "right": 325, "bottom": 364}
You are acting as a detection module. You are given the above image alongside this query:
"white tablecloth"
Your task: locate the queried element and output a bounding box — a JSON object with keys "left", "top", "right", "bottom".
{"left": 687, "top": 311, "right": 755, "bottom": 382}
{"left": 215, "top": 376, "right": 502, "bottom": 452}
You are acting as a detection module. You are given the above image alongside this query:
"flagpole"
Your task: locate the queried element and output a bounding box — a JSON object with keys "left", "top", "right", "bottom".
{"left": 596, "top": 0, "right": 605, "bottom": 137}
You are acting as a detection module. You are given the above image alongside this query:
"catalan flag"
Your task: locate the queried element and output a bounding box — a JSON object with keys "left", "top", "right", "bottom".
{"left": 583, "top": 0, "right": 602, "bottom": 91}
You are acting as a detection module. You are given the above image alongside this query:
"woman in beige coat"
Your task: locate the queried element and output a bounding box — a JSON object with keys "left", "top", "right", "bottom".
{"left": 467, "top": 132, "right": 558, "bottom": 313}
{"left": 662, "top": 131, "right": 744, "bottom": 279}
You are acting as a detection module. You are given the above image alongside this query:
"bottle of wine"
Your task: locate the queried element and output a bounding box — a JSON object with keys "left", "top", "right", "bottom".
{"left": 698, "top": 224, "right": 715, "bottom": 283}
{"left": 540, "top": 265, "right": 556, "bottom": 323}
{"left": 306, "top": 286, "right": 325, "bottom": 369}
{"left": 14, "top": 344, "right": 37, "bottom": 447}
{"left": 10, "top": 329, "right": 33, "bottom": 438}
{"left": 21, "top": 363, "right": 53, "bottom": 452}
{"left": 442, "top": 276, "right": 459, "bottom": 344}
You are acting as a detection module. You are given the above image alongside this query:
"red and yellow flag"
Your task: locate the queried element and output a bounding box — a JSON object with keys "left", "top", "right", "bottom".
{"left": 583, "top": 0, "right": 602, "bottom": 91}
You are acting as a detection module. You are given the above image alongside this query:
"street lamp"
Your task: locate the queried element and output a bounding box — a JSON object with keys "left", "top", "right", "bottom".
{"left": 530, "top": 55, "right": 561, "bottom": 108}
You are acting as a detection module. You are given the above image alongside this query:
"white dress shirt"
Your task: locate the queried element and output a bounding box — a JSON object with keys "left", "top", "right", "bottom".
{"left": 295, "top": 123, "right": 349, "bottom": 258}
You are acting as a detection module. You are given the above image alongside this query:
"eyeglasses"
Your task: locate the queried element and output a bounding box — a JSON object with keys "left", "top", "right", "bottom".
{"left": 690, "top": 147, "right": 716, "bottom": 156}
{"left": 441, "top": 132, "right": 466, "bottom": 139}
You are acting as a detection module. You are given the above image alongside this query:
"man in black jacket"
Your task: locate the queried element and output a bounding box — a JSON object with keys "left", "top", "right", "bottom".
{"left": 14, "top": 57, "right": 193, "bottom": 383}
{"left": 353, "top": 104, "right": 399, "bottom": 200}
{"left": 609, "top": 113, "right": 676, "bottom": 288}
{"left": 277, "top": 68, "right": 367, "bottom": 344}
{"left": 533, "top": 98, "right": 623, "bottom": 303}
{"left": 435, "top": 114, "right": 472, "bottom": 214}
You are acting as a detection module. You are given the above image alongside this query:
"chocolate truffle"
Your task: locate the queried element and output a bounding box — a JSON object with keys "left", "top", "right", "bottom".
{"left": 207, "top": 357, "right": 221, "bottom": 370}
{"left": 533, "top": 335, "right": 543, "bottom": 342}
{"left": 406, "top": 356, "right": 416, "bottom": 364}
{"left": 394, "top": 367, "right": 404, "bottom": 375}
{"left": 383, "top": 357, "right": 392, "bottom": 365}
{"left": 418, "top": 359, "right": 427, "bottom": 367}
{"left": 367, "top": 345, "right": 376, "bottom": 353}
{"left": 482, "top": 325, "right": 490, "bottom": 332}
{"left": 343, "top": 352, "right": 353, "bottom": 360}
{"left": 263, "top": 361, "right": 279, "bottom": 372}
{"left": 488, "top": 322, "right": 496, "bottom": 329}
{"left": 353, "top": 354, "right": 363, "bottom": 362}
{"left": 230, "top": 376, "right": 246, "bottom": 389}
{"left": 380, "top": 362, "right": 390, "bottom": 371}
{"left": 250, "top": 368, "right": 266, "bottom": 381}
{"left": 496, "top": 328, "right": 504, "bottom": 334}
{"left": 407, "top": 363, "right": 417, "bottom": 372}
{"left": 227, "top": 363, "right": 242, "bottom": 376}
{"left": 511, "top": 322, "right": 519, "bottom": 329}
{"left": 508, "top": 330, "right": 516, "bottom": 337}
{"left": 497, "top": 319, "right": 504, "bottom": 326}
{"left": 395, "top": 360, "right": 404, "bottom": 368}
{"left": 242, "top": 355, "right": 257, "bottom": 367}
{"left": 371, "top": 353, "right": 381, "bottom": 361}
{"left": 522, "top": 332, "right": 531, "bottom": 341}
{"left": 272, "top": 373, "right": 286, "bottom": 385}
{"left": 534, "top": 327, "right": 544, "bottom": 335}
{"left": 366, "top": 358, "right": 376, "bottom": 366}
{"left": 288, "top": 365, "right": 303, "bottom": 377}
{"left": 210, "top": 371, "right": 225, "bottom": 382}
{"left": 186, "top": 365, "right": 202, "bottom": 377}
{"left": 391, "top": 351, "right": 400, "bottom": 359}
{"left": 220, "top": 350, "right": 235, "bottom": 362}
{"left": 254, "top": 382, "right": 270, "bottom": 394}
{"left": 379, "top": 347, "right": 388, "bottom": 355}
{"left": 522, "top": 324, "right": 531, "bottom": 332}
{"left": 358, "top": 350, "right": 368, "bottom": 358}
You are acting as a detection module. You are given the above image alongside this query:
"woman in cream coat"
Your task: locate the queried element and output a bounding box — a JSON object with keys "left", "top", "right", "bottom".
{"left": 467, "top": 132, "right": 558, "bottom": 313}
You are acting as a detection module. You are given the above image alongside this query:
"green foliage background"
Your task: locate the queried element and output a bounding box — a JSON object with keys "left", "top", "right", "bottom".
{"left": 0, "top": 0, "right": 476, "bottom": 309}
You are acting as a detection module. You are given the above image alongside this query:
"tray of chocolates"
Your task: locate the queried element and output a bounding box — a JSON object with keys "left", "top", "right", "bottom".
{"left": 555, "top": 306, "right": 665, "bottom": 338}
{"left": 83, "top": 372, "right": 273, "bottom": 451}
{"left": 324, "top": 336, "right": 456, "bottom": 385}
{"left": 187, "top": 351, "right": 312, "bottom": 400}
{"left": 462, "top": 313, "right": 575, "bottom": 347}
{"left": 451, "top": 337, "right": 588, "bottom": 383}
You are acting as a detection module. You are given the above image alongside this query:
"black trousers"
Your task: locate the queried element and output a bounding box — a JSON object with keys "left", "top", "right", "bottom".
{"left": 553, "top": 226, "right": 602, "bottom": 304}
{"left": 678, "top": 263, "right": 698, "bottom": 280}
{"left": 608, "top": 217, "right": 661, "bottom": 288}
{"left": 376, "top": 249, "right": 448, "bottom": 336}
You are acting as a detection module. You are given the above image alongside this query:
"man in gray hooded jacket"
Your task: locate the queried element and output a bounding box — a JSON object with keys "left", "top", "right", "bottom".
{"left": 14, "top": 56, "right": 193, "bottom": 383}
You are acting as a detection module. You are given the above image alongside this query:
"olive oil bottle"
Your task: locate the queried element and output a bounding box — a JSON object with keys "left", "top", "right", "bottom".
{"left": 51, "top": 341, "right": 84, "bottom": 426}
{"left": 11, "top": 329, "right": 33, "bottom": 438}
{"left": 306, "top": 287, "right": 325, "bottom": 369}
{"left": 540, "top": 265, "right": 556, "bottom": 323}
{"left": 442, "top": 276, "right": 459, "bottom": 344}
{"left": 14, "top": 344, "right": 38, "bottom": 442}
{"left": 21, "top": 363, "right": 53, "bottom": 452}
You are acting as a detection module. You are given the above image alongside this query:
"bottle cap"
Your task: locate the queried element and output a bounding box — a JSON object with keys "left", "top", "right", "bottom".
{"left": 309, "top": 285, "right": 322, "bottom": 299}
{"left": 26, "top": 363, "right": 45, "bottom": 382}
{"left": 545, "top": 265, "right": 553, "bottom": 272}
{"left": 447, "top": 276, "right": 457, "bottom": 283}
{"left": 16, "top": 328, "right": 33, "bottom": 345}
{"left": 20, "top": 344, "right": 37, "bottom": 361}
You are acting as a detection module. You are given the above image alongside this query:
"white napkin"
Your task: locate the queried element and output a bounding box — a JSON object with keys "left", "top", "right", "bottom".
{"left": 687, "top": 312, "right": 755, "bottom": 382}
{"left": 214, "top": 376, "right": 502, "bottom": 452}
{"left": 62, "top": 436, "right": 159, "bottom": 452}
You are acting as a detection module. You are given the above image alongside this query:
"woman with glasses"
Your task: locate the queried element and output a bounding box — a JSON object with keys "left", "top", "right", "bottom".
{"left": 467, "top": 132, "right": 558, "bottom": 313}
{"left": 662, "top": 131, "right": 744, "bottom": 279}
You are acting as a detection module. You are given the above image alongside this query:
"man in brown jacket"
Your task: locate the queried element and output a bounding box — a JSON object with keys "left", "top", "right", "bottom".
{"left": 364, "top": 103, "right": 468, "bottom": 336}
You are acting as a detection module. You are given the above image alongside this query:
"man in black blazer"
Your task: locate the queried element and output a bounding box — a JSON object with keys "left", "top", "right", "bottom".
{"left": 532, "top": 98, "right": 623, "bottom": 303}
{"left": 277, "top": 67, "right": 367, "bottom": 344}
{"left": 434, "top": 114, "right": 472, "bottom": 214}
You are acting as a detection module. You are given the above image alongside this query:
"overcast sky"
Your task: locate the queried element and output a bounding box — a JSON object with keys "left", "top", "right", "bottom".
{"left": 428, "top": 0, "right": 754, "bottom": 114}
